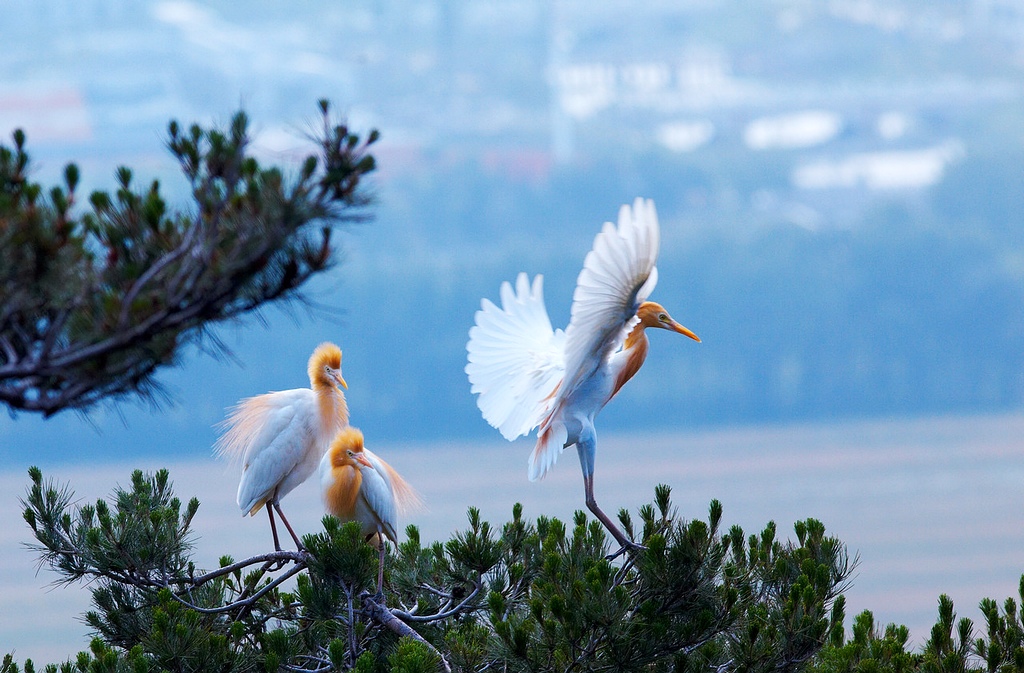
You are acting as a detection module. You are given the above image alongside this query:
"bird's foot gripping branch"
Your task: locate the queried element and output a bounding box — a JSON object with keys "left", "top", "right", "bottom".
{"left": 20, "top": 468, "right": 854, "bottom": 672}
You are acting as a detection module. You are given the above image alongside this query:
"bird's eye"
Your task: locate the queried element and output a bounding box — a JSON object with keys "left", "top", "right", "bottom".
{"left": 658, "top": 313, "right": 668, "bottom": 322}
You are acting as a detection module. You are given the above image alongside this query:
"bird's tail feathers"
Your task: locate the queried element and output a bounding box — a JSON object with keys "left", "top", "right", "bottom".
{"left": 390, "top": 471, "right": 424, "bottom": 516}
{"left": 213, "top": 395, "right": 273, "bottom": 466}
{"left": 245, "top": 499, "right": 266, "bottom": 517}
{"left": 365, "top": 448, "right": 425, "bottom": 516}
{"left": 529, "top": 420, "right": 567, "bottom": 482}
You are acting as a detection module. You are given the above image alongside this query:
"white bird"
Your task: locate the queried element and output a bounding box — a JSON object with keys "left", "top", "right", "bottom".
{"left": 215, "top": 342, "right": 349, "bottom": 551}
{"left": 320, "top": 426, "right": 420, "bottom": 592}
{"left": 466, "top": 198, "right": 700, "bottom": 553}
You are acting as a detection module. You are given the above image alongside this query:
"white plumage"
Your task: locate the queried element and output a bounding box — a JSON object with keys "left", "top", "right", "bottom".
{"left": 319, "top": 426, "right": 420, "bottom": 591}
{"left": 215, "top": 342, "right": 348, "bottom": 550}
{"left": 466, "top": 273, "right": 565, "bottom": 442}
{"left": 562, "top": 199, "right": 660, "bottom": 393}
{"left": 231, "top": 390, "right": 325, "bottom": 514}
{"left": 466, "top": 198, "right": 700, "bottom": 552}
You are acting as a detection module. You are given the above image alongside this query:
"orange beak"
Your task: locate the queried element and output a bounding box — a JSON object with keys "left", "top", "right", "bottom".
{"left": 354, "top": 452, "right": 373, "bottom": 469}
{"left": 334, "top": 372, "right": 348, "bottom": 389}
{"left": 669, "top": 320, "right": 701, "bottom": 343}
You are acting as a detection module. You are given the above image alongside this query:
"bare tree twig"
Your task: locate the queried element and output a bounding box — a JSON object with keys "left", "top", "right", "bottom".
{"left": 361, "top": 593, "right": 452, "bottom": 673}
{"left": 164, "top": 560, "right": 307, "bottom": 615}
{"left": 391, "top": 582, "right": 482, "bottom": 623}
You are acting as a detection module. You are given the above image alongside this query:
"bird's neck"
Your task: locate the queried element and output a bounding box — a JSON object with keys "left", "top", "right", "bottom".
{"left": 324, "top": 464, "right": 361, "bottom": 517}
{"left": 610, "top": 326, "right": 650, "bottom": 399}
{"left": 623, "top": 319, "right": 649, "bottom": 350}
{"left": 315, "top": 383, "right": 349, "bottom": 437}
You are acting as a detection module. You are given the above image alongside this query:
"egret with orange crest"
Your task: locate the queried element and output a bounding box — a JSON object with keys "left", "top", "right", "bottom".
{"left": 215, "top": 342, "right": 349, "bottom": 551}
{"left": 320, "top": 426, "right": 420, "bottom": 592}
{"left": 466, "top": 198, "right": 700, "bottom": 554}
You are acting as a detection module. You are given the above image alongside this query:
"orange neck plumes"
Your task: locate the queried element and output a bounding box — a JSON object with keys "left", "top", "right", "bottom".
{"left": 611, "top": 321, "right": 652, "bottom": 399}
{"left": 324, "top": 457, "right": 361, "bottom": 518}
{"left": 307, "top": 342, "right": 348, "bottom": 436}
{"left": 623, "top": 319, "right": 649, "bottom": 351}
{"left": 323, "top": 428, "right": 365, "bottom": 518}
{"left": 315, "top": 381, "right": 349, "bottom": 437}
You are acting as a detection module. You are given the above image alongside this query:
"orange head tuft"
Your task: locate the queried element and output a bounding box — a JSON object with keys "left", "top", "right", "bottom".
{"left": 308, "top": 342, "right": 347, "bottom": 389}
{"left": 637, "top": 302, "right": 701, "bottom": 342}
{"left": 329, "top": 426, "right": 365, "bottom": 466}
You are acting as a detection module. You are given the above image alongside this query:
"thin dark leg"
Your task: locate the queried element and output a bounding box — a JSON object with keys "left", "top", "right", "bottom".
{"left": 273, "top": 501, "right": 305, "bottom": 551}
{"left": 582, "top": 473, "right": 643, "bottom": 559}
{"left": 266, "top": 505, "right": 282, "bottom": 552}
{"left": 575, "top": 433, "right": 643, "bottom": 558}
{"left": 582, "top": 473, "right": 627, "bottom": 546}
{"left": 376, "top": 530, "right": 386, "bottom": 596}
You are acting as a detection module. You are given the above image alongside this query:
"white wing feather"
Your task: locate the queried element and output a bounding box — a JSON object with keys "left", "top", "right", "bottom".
{"left": 466, "top": 272, "right": 566, "bottom": 440}
{"left": 363, "top": 447, "right": 422, "bottom": 515}
{"left": 524, "top": 199, "right": 660, "bottom": 482}
{"left": 357, "top": 457, "right": 398, "bottom": 543}
{"left": 560, "top": 198, "right": 660, "bottom": 397}
{"left": 465, "top": 198, "right": 661, "bottom": 483}
{"left": 223, "top": 390, "right": 319, "bottom": 514}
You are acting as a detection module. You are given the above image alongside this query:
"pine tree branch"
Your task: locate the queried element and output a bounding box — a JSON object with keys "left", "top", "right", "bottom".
{"left": 20, "top": 468, "right": 855, "bottom": 672}
{"left": 0, "top": 102, "right": 377, "bottom": 418}
{"left": 392, "top": 581, "right": 483, "bottom": 622}
{"left": 187, "top": 550, "right": 309, "bottom": 585}
{"left": 361, "top": 593, "right": 453, "bottom": 673}
{"left": 166, "top": 559, "right": 308, "bottom": 616}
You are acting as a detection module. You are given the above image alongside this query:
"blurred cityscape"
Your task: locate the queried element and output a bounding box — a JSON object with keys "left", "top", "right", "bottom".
{"left": 1, "top": 0, "right": 1023, "bottom": 455}
{"left": 4, "top": 1, "right": 1023, "bottom": 187}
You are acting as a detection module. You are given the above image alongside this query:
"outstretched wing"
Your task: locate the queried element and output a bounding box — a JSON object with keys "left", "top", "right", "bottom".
{"left": 560, "top": 198, "right": 661, "bottom": 397}
{"left": 466, "top": 272, "right": 566, "bottom": 440}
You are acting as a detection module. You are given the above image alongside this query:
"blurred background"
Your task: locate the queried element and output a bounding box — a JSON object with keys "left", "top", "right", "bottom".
{"left": 2, "top": 0, "right": 1024, "bottom": 663}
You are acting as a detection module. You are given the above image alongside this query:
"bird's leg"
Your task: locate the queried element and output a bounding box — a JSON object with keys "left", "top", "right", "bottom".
{"left": 575, "top": 437, "right": 643, "bottom": 558}
{"left": 266, "top": 504, "right": 283, "bottom": 552}
{"left": 582, "top": 472, "right": 641, "bottom": 558}
{"left": 375, "top": 527, "right": 386, "bottom": 599}
{"left": 272, "top": 501, "right": 305, "bottom": 551}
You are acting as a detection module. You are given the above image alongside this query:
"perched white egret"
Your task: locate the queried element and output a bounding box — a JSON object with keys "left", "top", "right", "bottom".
{"left": 215, "top": 342, "right": 349, "bottom": 551}
{"left": 320, "top": 426, "right": 420, "bottom": 592}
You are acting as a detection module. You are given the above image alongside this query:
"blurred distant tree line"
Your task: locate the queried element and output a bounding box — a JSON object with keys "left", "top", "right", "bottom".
{"left": 4, "top": 96, "right": 1024, "bottom": 444}
{"left": 0, "top": 100, "right": 376, "bottom": 417}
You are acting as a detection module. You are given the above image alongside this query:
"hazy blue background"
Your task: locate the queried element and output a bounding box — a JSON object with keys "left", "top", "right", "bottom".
{"left": 3, "top": 0, "right": 1024, "bottom": 462}
{"left": 2, "top": 0, "right": 1024, "bottom": 663}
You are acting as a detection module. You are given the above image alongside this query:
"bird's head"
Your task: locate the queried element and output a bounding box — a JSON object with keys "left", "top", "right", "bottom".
{"left": 637, "top": 302, "right": 701, "bottom": 342}
{"left": 328, "top": 427, "right": 373, "bottom": 468}
{"left": 308, "top": 342, "right": 348, "bottom": 389}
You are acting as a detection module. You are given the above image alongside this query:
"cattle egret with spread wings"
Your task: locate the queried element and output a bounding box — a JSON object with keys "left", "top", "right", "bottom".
{"left": 466, "top": 198, "right": 700, "bottom": 553}
{"left": 320, "top": 426, "right": 420, "bottom": 592}
{"left": 215, "top": 342, "right": 349, "bottom": 551}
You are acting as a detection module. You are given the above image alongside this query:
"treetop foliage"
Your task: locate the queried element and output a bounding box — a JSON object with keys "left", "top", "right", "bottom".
{"left": 0, "top": 101, "right": 377, "bottom": 416}
{"left": 12, "top": 467, "right": 854, "bottom": 673}
{"left": 10, "top": 466, "right": 1024, "bottom": 673}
